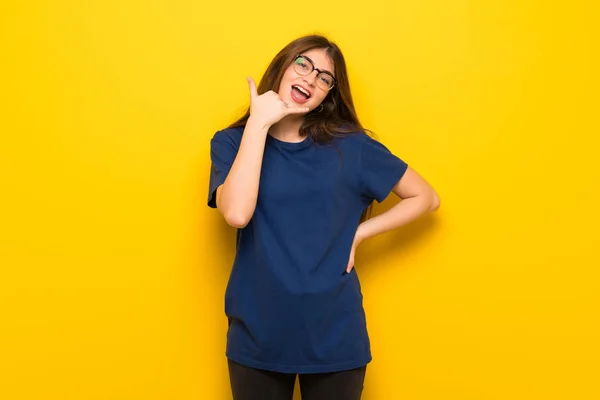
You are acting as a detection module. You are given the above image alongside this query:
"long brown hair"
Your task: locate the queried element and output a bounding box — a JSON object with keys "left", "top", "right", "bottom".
{"left": 229, "top": 34, "right": 374, "bottom": 221}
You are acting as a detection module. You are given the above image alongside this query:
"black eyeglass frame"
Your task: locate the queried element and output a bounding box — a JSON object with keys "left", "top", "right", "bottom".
{"left": 293, "top": 54, "right": 337, "bottom": 91}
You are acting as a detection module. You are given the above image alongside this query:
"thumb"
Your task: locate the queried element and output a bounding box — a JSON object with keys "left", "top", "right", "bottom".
{"left": 246, "top": 76, "right": 258, "bottom": 99}
{"left": 346, "top": 249, "right": 355, "bottom": 273}
{"left": 346, "top": 260, "right": 353, "bottom": 273}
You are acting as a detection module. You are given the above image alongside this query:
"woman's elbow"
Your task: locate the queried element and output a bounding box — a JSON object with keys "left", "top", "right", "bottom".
{"left": 222, "top": 209, "right": 251, "bottom": 229}
{"left": 216, "top": 191, "right": 252, "bottom": 228}
{"left": 429, "top": 190, "right": 441, "bottom": 212}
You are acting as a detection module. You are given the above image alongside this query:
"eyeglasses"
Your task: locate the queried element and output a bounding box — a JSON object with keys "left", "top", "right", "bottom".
{"left": 293, "top": 54, "right": 337, "bottom": 91}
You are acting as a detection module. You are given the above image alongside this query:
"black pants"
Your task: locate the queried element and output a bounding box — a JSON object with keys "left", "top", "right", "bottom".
{"left": 228, "top": 359, "right": 367, "bottom": 400}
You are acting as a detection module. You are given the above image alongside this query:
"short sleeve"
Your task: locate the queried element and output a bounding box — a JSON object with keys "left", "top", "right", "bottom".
{"left": 360, "top": 134, "right": 408, "bottom": 203}
{"left": 207, "top": 129, "right": 240, "bottom": 208}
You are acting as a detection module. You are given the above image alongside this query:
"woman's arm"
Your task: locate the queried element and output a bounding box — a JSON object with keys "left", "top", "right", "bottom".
{"left": 358, "top": 167, "right": 440, "bottom": 238}
{"left": 215, "top": 118, "right": 269, "bottom": 228}
{"left": 346, "top": 167, "right": 440, "bottom": 271}
{"left": 216, "top": 78, "right": 309, "bottom": 228}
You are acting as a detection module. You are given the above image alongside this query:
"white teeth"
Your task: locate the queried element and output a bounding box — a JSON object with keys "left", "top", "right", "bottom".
{"left": 293, "top": 85, "right": 310, "bottom": 97}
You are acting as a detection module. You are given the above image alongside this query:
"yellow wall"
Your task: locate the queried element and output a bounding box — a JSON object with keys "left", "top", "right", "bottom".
{"left": 2, "top": 0, "right": 598, "bottom": 399}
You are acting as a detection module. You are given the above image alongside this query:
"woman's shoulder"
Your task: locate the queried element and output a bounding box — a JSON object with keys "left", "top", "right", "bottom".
{"left": 330, "top": 129, "right": 375, "bottom": 147}
{"left": 211, "top": 125, "right": 245, "bottom": 145}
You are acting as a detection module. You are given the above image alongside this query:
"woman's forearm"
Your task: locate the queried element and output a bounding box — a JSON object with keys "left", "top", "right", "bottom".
{"left": 356, "top": 193, "right": 439, "bottom": 243}
{"left": 217, "top": 117, "right": 269, "bottom": 228}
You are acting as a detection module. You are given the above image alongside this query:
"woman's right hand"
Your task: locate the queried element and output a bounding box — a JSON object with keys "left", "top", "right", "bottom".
{"left": 246, "top": 77, "right": 309, "bottom": 129}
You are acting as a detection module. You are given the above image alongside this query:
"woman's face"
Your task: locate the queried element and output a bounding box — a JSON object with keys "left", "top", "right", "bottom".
{"left": 278, "top": 48, "right": 334, "bottom": 112}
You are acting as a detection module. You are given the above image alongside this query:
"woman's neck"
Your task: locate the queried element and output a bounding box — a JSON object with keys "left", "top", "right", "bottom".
{"left": 268, "top": 115, "right": 305, "bottom": 143}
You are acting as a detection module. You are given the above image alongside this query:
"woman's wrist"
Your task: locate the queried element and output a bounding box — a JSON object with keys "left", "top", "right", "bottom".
{"left": 246, "top": 115, "right": 271, "bottom": 132}
{"left": 354, "top": 223, "right": 368, "bottom": 245}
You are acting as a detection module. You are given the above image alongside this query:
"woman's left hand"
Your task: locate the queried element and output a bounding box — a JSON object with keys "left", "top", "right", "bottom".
{"left": 346, "top": 228, "right": 364, "bottom": 273}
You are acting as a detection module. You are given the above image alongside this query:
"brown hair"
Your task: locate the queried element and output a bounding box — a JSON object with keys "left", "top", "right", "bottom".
{"left": 229, "top": 34, "right": 374, "bottom": 221}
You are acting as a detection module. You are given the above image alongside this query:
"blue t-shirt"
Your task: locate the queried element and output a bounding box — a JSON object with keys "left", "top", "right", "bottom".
{"left": 207, "top": 126, "right": 408, "bottom": 374}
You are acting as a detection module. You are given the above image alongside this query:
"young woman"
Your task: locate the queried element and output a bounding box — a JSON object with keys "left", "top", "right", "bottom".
{"left": 208, "top": 34, "right": 440, "bottom": 400}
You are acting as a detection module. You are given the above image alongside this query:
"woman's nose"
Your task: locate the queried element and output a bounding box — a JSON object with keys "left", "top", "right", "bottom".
{"left": 303, "top": 71, "right": 318, "bottom": 87}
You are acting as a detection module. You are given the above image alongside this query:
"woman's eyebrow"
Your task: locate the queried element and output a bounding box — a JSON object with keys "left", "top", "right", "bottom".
{"left": 302, "top": 54, "right": 334, "bottom": 76}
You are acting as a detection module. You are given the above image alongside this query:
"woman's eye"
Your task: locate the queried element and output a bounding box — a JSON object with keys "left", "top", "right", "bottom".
{"left": 319, "top": 75, "right": 331, "bottom": 85}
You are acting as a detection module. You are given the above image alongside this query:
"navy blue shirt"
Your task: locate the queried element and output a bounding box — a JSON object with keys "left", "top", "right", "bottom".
{"left": 208, "top": 126, "right": 408, "bottom": 374}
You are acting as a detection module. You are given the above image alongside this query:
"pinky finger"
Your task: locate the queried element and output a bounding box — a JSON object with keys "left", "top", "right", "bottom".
{"left": 286, "top": 107, "right": 310, "bottom": 115}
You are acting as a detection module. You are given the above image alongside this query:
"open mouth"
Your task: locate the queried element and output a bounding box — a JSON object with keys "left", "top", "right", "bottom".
{"left": 291, "top": 84, "right": 311, "bottom": 103}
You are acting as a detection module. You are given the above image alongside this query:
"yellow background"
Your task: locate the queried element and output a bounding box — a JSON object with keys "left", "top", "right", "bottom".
{"left": 1, "top": 0, "right": 599, "bottom": 399}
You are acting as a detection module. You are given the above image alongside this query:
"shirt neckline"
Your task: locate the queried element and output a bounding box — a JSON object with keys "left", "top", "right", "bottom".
{"left": 266, "top": 133, "right": 313, "bottom": 150}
